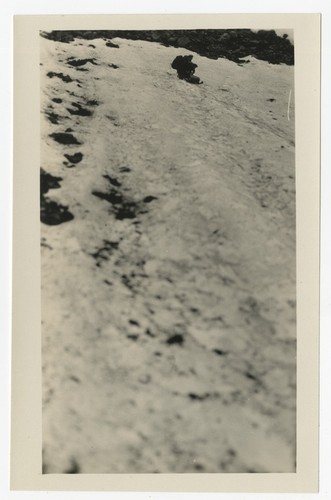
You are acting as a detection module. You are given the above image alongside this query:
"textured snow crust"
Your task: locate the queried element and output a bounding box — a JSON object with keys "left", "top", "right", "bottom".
{"left": 41, "top": 36, "right": 296, "bottom": 473}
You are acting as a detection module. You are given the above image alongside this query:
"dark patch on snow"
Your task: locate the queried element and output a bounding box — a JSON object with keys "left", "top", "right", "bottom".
{"left": 121, "top": 274, "right": 134, "bottom": 290}
{"left": 49, "top": 132, "right": 81, "bottom": 145}
{"left": 103, "top": 174, "right": 122, "bottom": 187}
{"left": 245, "top": 371, "right": 259, "bottom": 382}
{"left": 190, "top": 307, "right": 199, "bottom": 313}
{"left": 40, "top": 169, "right": 62, "bottom": 195}
{"left": 213, "top": 348, "right": 227, "bottom": 356}
{"left": 188, "top": 393, "right": 207, "bottom": 401}
{"left": 92, "top": 189, "right": 122, "bottom": 205}
{"left": 106, "top": 115, "right": 119, "bottom": 126}
{"left": 52, "top": 97, "right": 63, "bottom": 103}
{"left": 41, "top": 237, "right": 52, "bottom": 250}
{"left": 41, "top": 197, "right": 74, "bottom": 225}
{"left": 143, "top": 195, "right": 158, "bottom": 203}
{"left": 45, "top": 110, "right": 62, "bottom": 124}
{"left": 47, "top": 71, "right": 77, "bottom": 83}
{"left": 106, "top": 41, "right": 119, "bottom": 48}
{"left": 92, "top": 188, "right": 139, "bottom": 220}
{"left": 67, "top": 57, "right": 97, "bottom": 67}
{"left": 86, "top": 99, "right": 99, "bottom": 106}
{"left": 67, "top": 102, "right": 92, "bottom": 116}
{"left": 127, "top": 334, "right": 139, "bottom": 341}
{"left": 108, "top": 63, "right": 119, "bottom": 68}
{"left": 145, "top": 328, "right": 156, "bottom": 338}
{"left": 188, "top": 392, "right": 219, "bottom": 401}
{"left": 91, "top": 240, "right": 119, "bottom": 267}
{"left": 166, "top": 334, "right": 184, "bottom": 345}
{"left": 64, "top": 152, "right": 83, "bottom": 164}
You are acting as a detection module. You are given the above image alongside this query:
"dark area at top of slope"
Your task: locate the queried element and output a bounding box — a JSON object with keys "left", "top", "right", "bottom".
{"left": 41, "top": 29, "right": 294, "bottom": 65}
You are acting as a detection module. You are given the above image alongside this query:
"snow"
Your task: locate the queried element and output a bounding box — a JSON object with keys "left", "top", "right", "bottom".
{"left": 40, "top": 35, "right": 296, "bottom": 473}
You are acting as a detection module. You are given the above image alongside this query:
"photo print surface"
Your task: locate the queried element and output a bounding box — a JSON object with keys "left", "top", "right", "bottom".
{"left": 40, "top": 28, "right": 296, "bottom": 474}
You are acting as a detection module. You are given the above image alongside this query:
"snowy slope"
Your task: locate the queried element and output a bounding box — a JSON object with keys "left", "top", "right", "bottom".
{"left": 40, "top": 35, "right": 296, "bottom": 473}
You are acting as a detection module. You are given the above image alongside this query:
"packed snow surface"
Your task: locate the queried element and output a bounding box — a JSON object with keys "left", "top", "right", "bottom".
{"left": 41, "top": 35, "right": 296, "bottom": 473}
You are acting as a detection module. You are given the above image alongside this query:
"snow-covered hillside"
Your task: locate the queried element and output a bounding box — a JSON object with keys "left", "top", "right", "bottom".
{"left": 40, "top": 35, "right": 296, "bottom": 473}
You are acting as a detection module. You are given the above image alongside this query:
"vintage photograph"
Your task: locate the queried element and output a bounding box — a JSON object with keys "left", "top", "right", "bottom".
{"left": 40, "top": 28, "right": 296, "bottom": 474}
